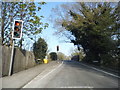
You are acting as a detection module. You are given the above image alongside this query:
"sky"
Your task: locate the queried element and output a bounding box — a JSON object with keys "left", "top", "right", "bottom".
{"left": 34, "top": 2, "right": 76, "bottom": 56}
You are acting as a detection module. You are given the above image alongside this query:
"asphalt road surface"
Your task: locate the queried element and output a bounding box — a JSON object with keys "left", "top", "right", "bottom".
{"left": 22, "top": 60, "right": 119, "bottom": 89}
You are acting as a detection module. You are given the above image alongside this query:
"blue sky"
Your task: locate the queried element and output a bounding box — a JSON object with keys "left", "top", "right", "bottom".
{"left": 35, "top": 2, "right": 76, "bottom": 56}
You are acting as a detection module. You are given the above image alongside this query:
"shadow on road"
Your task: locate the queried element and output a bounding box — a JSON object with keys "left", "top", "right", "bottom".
{"left": 63, "top": 60, "right": 118, "bottom": 78}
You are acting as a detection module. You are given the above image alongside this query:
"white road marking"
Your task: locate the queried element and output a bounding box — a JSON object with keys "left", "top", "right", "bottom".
{"left": 22, "top": 61, "right": 63, "bottom": 88}
{"left": 80, "top": 63, "right": 120, "bottom": 78}
{"left": 60, "top": 86, "right": 94, "bottom": 88}
{"left": 36, "top": 61, "right": 63, "bottom": 81}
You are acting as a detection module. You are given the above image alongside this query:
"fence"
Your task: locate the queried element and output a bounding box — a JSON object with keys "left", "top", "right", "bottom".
{"left": 2, "top": 46, "right": 36, "bottom": 76}
{"left": 0, "top": 38, "right": 2, "bottom": 77}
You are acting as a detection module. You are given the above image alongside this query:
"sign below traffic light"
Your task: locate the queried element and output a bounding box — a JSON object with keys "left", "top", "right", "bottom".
{"left": 12, "top": 20, "right": 23, "bottom": 39}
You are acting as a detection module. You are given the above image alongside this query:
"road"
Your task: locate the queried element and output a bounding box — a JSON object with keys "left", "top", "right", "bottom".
{"left": 22, "top": 60, "right": 119, "bottom": 89}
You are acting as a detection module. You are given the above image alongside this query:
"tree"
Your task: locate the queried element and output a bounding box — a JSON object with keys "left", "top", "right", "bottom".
{"left": 57, "top": 52, "right": 66, "bottom": 60}
{"left": 1, "top": 2, "right": 48, "bottom": 48}
{"left": 33, "top": 37, "right": 48, "bottom": 62}
{"left": 70, "top": 47, "right": 85, "bottom": 61}
{"left": 49, "top": 52, "right": 57, "bottom": 60}
{"left": 51, "top": 2, "right": 119, "bottom": 66}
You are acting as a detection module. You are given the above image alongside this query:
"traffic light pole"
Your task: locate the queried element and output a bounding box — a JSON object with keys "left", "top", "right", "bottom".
{"left": 9, "top": 19, "right": 23, "bottom": 76}
{"left": 57, "top": 51, "right": 59, "bottom": 63}
{"left": 57, "top": 51, "right": 58, "bottom": 61}
{"left": 9, "top": 39, "right": 15, "bottom": 76}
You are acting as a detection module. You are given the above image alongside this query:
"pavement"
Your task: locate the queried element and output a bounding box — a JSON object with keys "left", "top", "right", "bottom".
{"left": 2, "top": 61, "right": 61, "bottom": 89}
{"left": 22, "top": 60, "right": 119, "bottom": 89}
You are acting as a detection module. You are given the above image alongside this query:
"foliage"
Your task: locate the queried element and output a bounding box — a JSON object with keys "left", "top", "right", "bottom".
{"left": 33, "top": 37, "right": 48, "bottom": 62}
{"left": 57, "top": 52, "right": 67, "bottom": 60}
{"left": 51, "top": 2, "right": 119, "bottom": 67}
{"left": 70, "top": 48, "right": 85, "bottom": 61}
{"left": 1, "top": 2, "right": 48, "bottom": 48}
{"left": 49, "top": 52, "right": 57, "bottom": 60}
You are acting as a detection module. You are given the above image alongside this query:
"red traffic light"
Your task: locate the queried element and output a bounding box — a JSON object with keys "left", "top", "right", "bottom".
{"left": 12, "top": 20, "right": 23, "bottom": 39}
{"left": 15, "top": 22, "right": 20, "bottom": 26}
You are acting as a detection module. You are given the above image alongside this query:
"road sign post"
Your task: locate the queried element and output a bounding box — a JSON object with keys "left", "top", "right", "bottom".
{"left": 9, "top": 20, "right": 23, "bottom": 76}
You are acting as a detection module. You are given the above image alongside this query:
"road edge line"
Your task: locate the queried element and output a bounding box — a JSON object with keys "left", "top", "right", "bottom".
{"left": 80, "top": 63, "right": 120, "bottom": 78}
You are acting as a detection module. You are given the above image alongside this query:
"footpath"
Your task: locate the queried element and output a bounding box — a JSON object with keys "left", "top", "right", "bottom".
{"left": 1, "top": 61, "right": 60, "bottom": 89}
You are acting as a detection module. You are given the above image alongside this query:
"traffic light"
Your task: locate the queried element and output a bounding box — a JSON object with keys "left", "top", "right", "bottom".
{"left": 12, "top": 20, "right": 23, "bottom": 39}
{"left": 57, "top": 45, "right": 59, "bottom": 51}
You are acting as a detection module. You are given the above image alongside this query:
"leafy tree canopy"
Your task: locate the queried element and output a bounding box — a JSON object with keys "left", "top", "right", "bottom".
{"left": 33, "top": 37, "right": 48, "bottom": 61}
{"left": 1, "top": 2, "right": 48, "bottom": 48}
{"left": 49, "top": 52, "right": 57, "bottom": 60}
{"left": 51, "top": 2, "right": 119, "bottom": 65}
